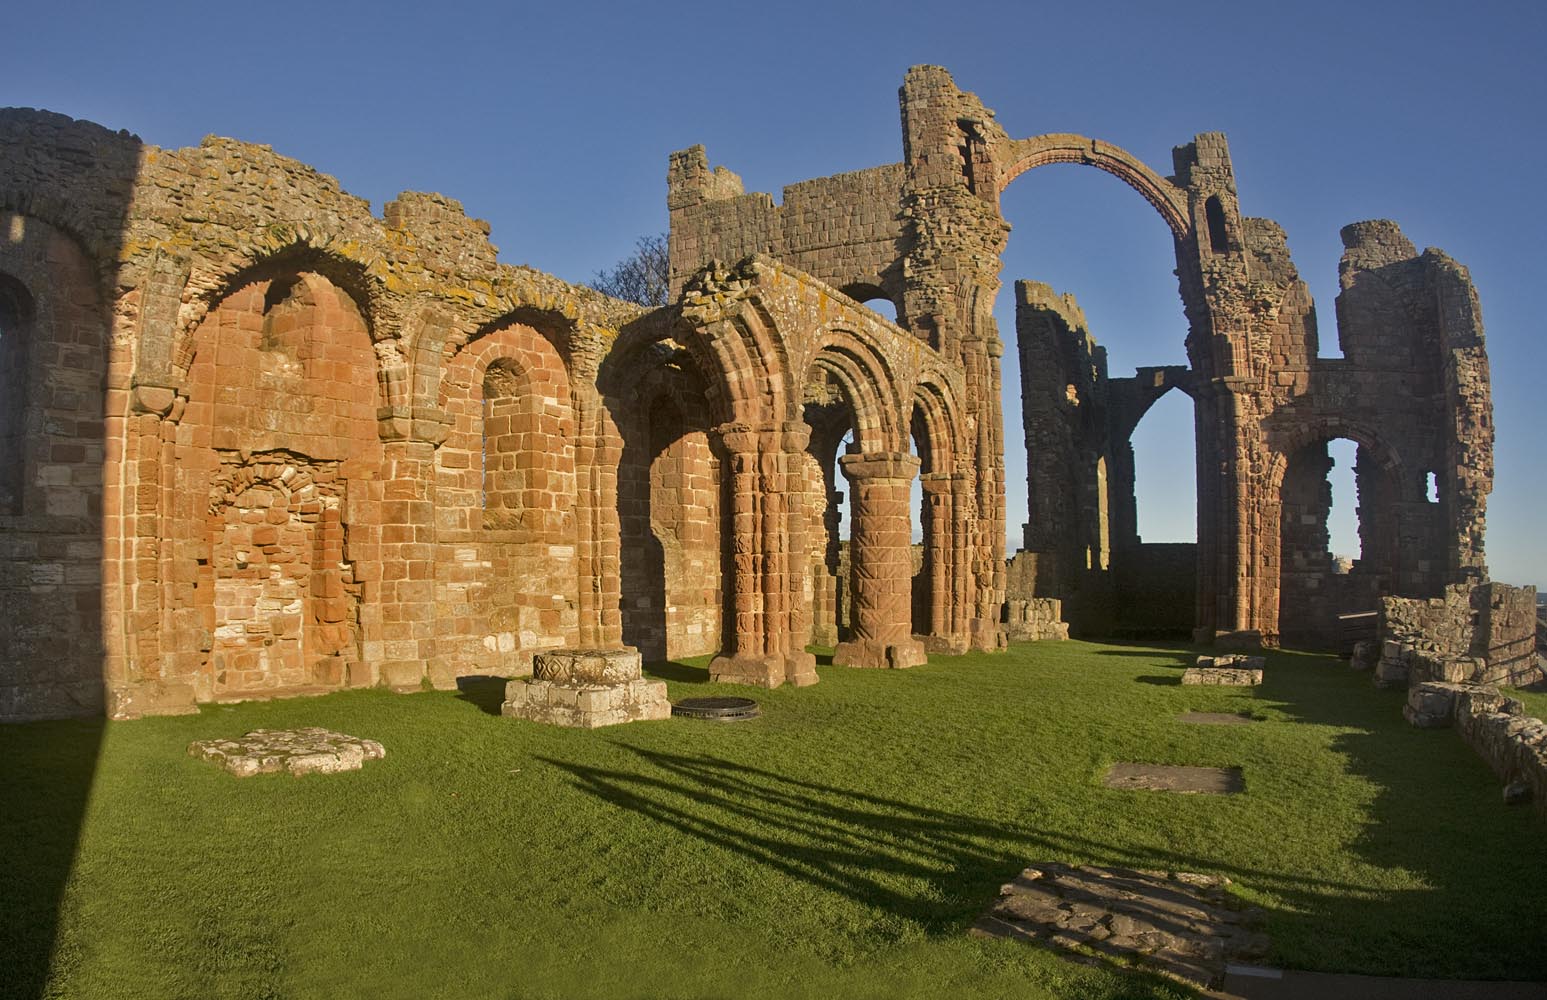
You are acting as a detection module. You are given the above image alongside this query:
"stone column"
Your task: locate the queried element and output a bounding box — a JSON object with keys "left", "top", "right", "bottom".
{"left": 572, "top": 384, "right": 624, "bottom": 648}
{"left": 834, "top": 452, "right": 927, "bottom": 669}
{"left": 708, "top": 422, "right": 819, "bottom": 688}
{"left": 919, "top": 472, "right": 968, "bottom": 653}
{"left": 809, "top": 486, "right": 843, "bottom": 646}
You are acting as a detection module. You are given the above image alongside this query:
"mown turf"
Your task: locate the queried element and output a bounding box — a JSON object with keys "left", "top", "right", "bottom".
{"left": 3, "top": 641, "right": 1544, "bottom": 1000}
{"left": 1505, "top": 684, "right": 1547, "bottom": 721}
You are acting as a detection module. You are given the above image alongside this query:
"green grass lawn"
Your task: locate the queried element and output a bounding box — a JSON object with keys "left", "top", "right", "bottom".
{"left": 5, "top": 641, "right": 1545, "bottom": 1000}
{"left": 1505, "top": 684, "right": 1547, "bottom": 721}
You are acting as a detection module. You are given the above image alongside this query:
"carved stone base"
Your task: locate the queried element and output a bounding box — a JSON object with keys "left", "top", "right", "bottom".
{"left": 833, "top": 637, "right": 927, "bottom": 670}
{"left": 501, "top": 647, "right": 669, "bottom": 729}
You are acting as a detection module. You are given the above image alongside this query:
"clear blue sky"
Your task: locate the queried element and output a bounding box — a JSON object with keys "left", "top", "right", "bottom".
{"left": 6, "top": 0, "right": 1542, "bottom": 589}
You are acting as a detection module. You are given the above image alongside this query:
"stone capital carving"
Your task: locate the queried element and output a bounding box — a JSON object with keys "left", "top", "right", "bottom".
{"left": 838, "top": 451, "right": 920, "bottom": 483}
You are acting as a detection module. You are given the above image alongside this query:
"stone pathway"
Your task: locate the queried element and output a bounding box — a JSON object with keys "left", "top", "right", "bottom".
{"left": 188, "top": 728, "right": 385, "bottom": 777}
{"left": 972, "top": 862, "right": 1269, "bottom": 990}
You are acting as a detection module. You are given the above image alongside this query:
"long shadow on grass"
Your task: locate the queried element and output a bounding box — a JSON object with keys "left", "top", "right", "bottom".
{"left": 1238, "top": 650, "right": 1547, "bottom": 979}
{"left": 540, "top": 746, "right": 1372, "bottom": 946}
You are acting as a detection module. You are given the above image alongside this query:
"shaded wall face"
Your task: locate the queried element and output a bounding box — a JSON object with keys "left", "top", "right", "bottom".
{"left": 436, "top": 324, "right": 580, "bottom": 676}
{"left": 617, "top": 392, "right": 721, "bottom": 662}
{"left": 0, "top": 214, "right": 106, "bottom": 719}
{"left": 652, "top": 428, "right": 720, "bottom": 659}
{"left": 171, "top": 274, "right": 381, "bottom": 700}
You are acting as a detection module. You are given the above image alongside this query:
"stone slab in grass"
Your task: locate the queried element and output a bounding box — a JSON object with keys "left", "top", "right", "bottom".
{"left": 1179, "top": 711, "right": 1255, "bottom": 726}
{"left": 972, "top": 861, "right": 1270, "bottom": 990}
{"left": 1184, "top": 655, "right": 1263, "bottom": 686}
{"left": 1105, "top": 762, "right": 1244, "bottom": 794}
{"left": 188, "top": 728, "right": 385, "bottom": 777}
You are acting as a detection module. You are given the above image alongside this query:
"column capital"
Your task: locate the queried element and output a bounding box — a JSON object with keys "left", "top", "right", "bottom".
{"left": 919, "top": 472, "right": 955, "bottom": 495}
{"left": 838, "top": 451, "right": 919, "bottom": 482}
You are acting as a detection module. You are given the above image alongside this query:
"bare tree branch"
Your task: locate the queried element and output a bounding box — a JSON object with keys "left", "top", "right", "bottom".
{"left": 589, "top": 233, "right": 669, "bottom": 307}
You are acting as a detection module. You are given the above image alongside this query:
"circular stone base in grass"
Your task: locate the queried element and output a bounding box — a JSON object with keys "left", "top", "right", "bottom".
{"left": 671, "top": 696, "right": 760, "bottom": 721}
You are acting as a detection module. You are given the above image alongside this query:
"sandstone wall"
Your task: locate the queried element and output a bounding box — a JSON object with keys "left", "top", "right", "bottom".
{"left": 1375, "top": 582, "right": 1541, "bottom": 688}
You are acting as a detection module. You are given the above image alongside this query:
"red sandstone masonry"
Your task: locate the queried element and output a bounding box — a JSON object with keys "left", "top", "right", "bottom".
{"left": 0, "top": 65, "right": 1504, "bottom": 720}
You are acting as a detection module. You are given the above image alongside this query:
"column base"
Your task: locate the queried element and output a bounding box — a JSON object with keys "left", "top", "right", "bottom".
{"left": 968, "top": 620, "right": 1008, "bottom": 652}
{"left": 501, "top": 647, "right": 670, "bottom": 728}
{"left": 709, "top": 653, "right": 819, "bottom": 688}
{"left": 833, "top": 637, "right": 927, "bottom": 670}
{"left": 920, "top": 633, "right": 970, "bottom": 655}
{"left": 1213, "top": 629, "right": 1266, "bottom": 651}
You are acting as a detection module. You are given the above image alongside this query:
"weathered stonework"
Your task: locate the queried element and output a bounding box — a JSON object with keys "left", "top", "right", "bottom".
{"left": 1375, "top": 582, "right": 1541, "bottom": 689}
{"left": 188, "top": 727, "right": 385, "bottom": 777}
{"left": 0, "top": 66, "right": 1511, "bottom": 720}
{"left": 973, "top": 863, "right": 1269, "bottom": 990}
{"left": 1403, "top": 681, "right": 1547, "bottom": 815}
{"left": 501, "top": 647, "right": 669, "bottom": 728}
{"left": 1182, "top": 656, "right": 1263, "bottom": 686}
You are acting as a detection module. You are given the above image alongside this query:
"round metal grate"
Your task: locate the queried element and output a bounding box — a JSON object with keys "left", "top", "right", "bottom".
{"left": 670, "top": 696, "right": 760, "bottom": 721}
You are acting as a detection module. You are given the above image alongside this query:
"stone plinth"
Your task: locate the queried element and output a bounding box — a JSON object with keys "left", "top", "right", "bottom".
{"left": 1183, "top": 655, "right": 1263, "bottom": 686}
{"left": 188, "top": 728, "right": 385, "bottom": 777}
{"left": 502, "top": 647, "right": 669, "bottom": 728}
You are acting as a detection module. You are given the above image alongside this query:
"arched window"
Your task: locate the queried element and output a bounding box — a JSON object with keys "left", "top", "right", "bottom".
{"left": 1204, "top": 196, "right": 1230, "bottom": 255}
{"left": 0, "top": 274, "right": 33, "bottom": 515}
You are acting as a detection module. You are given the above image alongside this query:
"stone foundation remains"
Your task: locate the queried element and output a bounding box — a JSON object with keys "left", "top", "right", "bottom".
{"left": 1374, "top": 583, "right": 1541, "bottom": 689}
{"left": 188, "top": 728, "right": 385, "bottom": 777}
{"left": 1182, "top": 656, "right": 1264, "bottom": 686}
{"left": 1404, "top": 681, "right": 1547, "bottom": 815}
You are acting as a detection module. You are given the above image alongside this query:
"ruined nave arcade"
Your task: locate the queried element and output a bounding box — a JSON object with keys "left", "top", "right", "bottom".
{"left": 0, "top": 66, "right": 1493, "bottom": 721}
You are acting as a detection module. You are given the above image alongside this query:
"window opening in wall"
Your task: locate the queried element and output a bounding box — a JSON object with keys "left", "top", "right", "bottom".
{"left": 1327, "top": 437, "right": 1361, "bottom": 569}
{"left": 1205, "top": 196, "right": 1229, "bottom": 254}
{"left": 957, "top": 120, "right": 978, "bottom": 194}
{"left": 835, "top": 427, "right": 856, "bottom": 541}
{"left": 863, "top": 297, "right": 898, "bottom": 323}
{"left": 1131, "top": 390, "right": 1196, "bottom": 543}
{"left": 1426, "top": 470, "right": 1439, "bottom": 503}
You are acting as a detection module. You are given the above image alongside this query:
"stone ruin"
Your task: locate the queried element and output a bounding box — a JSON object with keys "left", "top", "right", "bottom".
{"left": 0, "top": 66, "right": 1523, "bottom": 722}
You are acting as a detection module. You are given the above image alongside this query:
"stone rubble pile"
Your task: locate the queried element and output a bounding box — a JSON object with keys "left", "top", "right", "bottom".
{"left": 188, "top": 727, "right": 385, "bottom": 777}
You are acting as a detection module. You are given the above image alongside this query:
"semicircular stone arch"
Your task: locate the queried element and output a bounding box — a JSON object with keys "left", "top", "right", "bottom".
{"left": 998, "top": 134, "right": 1192, "bottom": 238}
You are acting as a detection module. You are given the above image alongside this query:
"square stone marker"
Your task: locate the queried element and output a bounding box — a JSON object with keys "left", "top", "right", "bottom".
{"left": 1105, "top": 763, "right": 1244, "bottom": 795}
{"left": 1178, "top": 711, "right": 1255, "bottom": 726}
